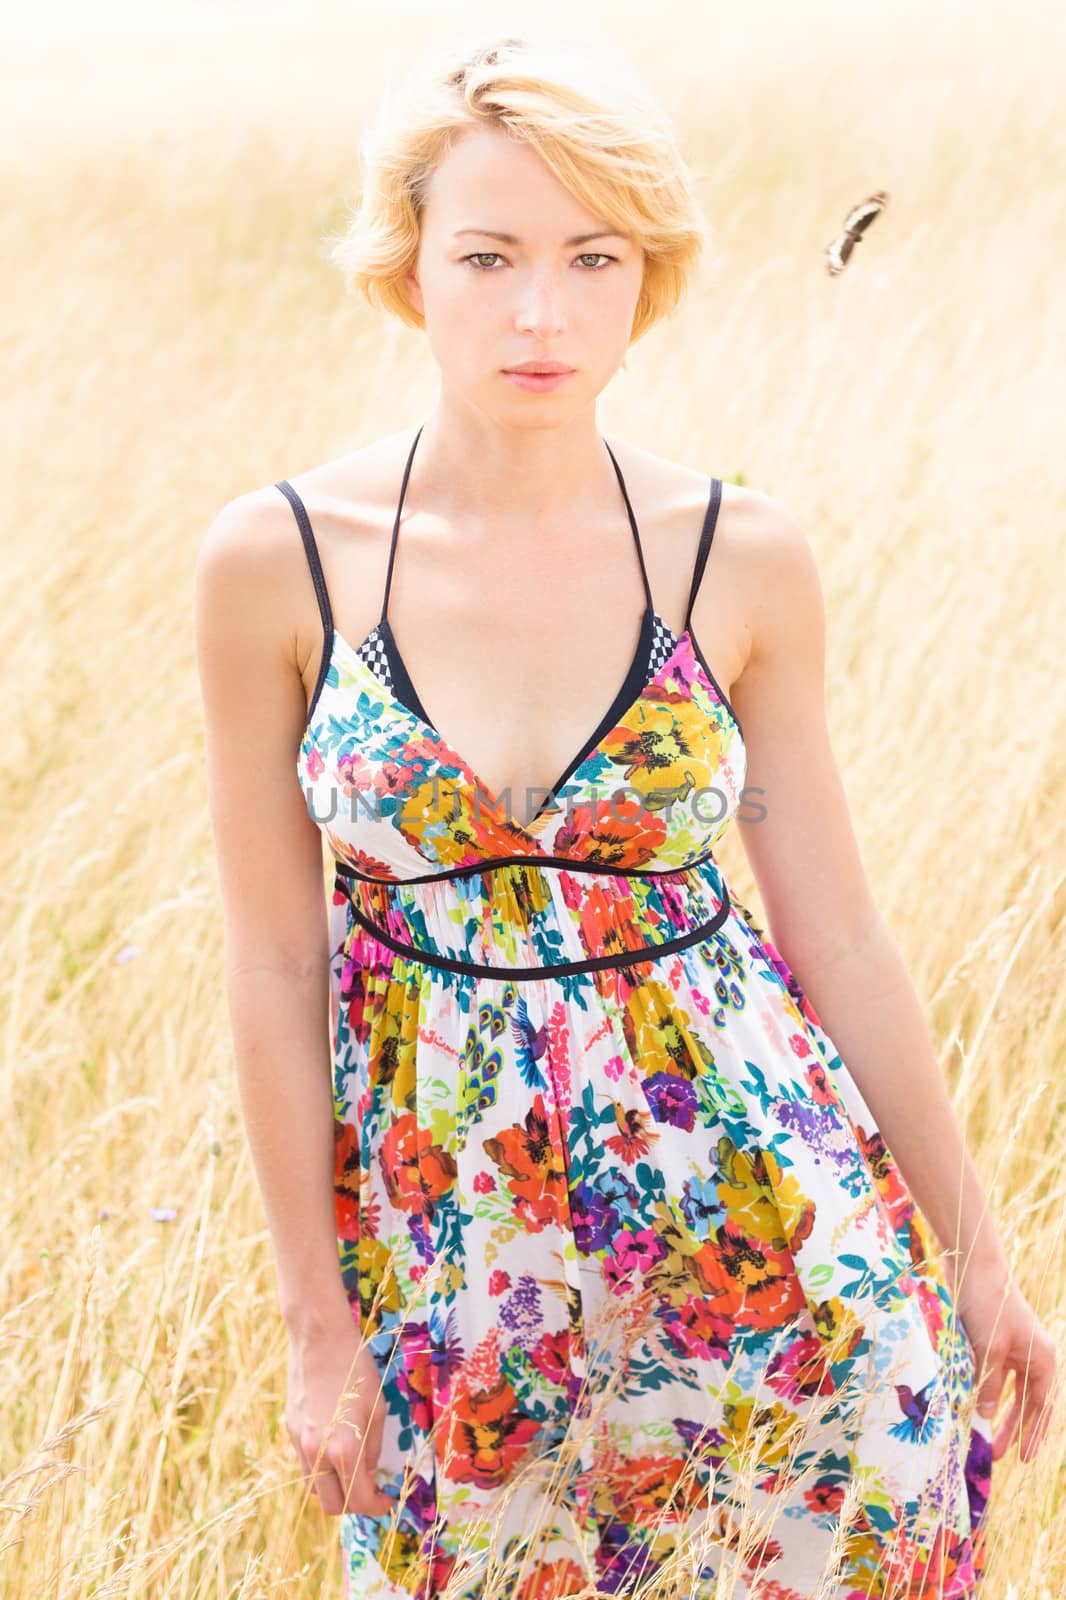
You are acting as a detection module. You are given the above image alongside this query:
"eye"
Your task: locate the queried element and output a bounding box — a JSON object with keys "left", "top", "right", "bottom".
{"left": 460, "top": 252, "right": 617, "bottom": 272}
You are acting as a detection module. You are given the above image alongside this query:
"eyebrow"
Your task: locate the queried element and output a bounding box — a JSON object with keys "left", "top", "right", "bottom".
{"left": 452, "top": 228, "right": 629, "bottom": 245}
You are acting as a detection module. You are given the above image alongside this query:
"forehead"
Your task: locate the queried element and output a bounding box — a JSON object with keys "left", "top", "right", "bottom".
{"left": 422, "top": 124, "right": 610, "bottom": 231}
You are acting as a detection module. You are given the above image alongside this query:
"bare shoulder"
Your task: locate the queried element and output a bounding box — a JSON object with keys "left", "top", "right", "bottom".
{"left": 194, "top": 467, "right": 389, "bottom": 976}
{"left": 616, "top": 436, "right": 816, "bottom": 589}
{"left": 195, "top": 428, "right": 410, "bottom": 681}
{"left": 716, "top": 483, "right": 829, "bottom": 749}
{"left": 190, "top": 448, "right": 413, "bottom": 964}
{"left": 700, "top": 483, "right": 824, "bottom": 701}
{"left": 192, "top": 484, "right": 314, "bottom": 762}
{"left": 613, "top": 438, "right": 821, "bottom": 688}
{"left": 717, "top": 484, "right": 825, "bottom": 670}
{"left": 282, "top": 425, "right": 414, "bottom": 519}
{"left": 193, "top": 436, "right": 379, "bottom": 615}
{"left": 194, "top": 483, "right": 304, "bottom": 658}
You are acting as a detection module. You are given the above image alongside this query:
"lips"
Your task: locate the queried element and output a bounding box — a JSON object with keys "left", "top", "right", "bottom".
{"left": 505, "top": 362, "right": 575, "bottom": 375}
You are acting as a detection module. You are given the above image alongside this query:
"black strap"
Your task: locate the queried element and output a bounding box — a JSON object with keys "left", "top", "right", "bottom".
{"left": 381, "top": 423, "right": 426, "bottom": 625}
{"left": 683, "top": 477, "right": 723, "bottom": 630}
{"left": 383, "top": 424, "right": 654, "bottom": 622}
{"left": 602, "top": 439, "right": 654, "bottom": 613}
{"left": 275, "top": 479, "right": 333, "bottom": 634}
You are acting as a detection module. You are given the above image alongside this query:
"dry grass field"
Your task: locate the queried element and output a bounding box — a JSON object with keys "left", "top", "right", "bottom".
{"left": 2, "top": 0, "right": 1064, "bottom": 1594}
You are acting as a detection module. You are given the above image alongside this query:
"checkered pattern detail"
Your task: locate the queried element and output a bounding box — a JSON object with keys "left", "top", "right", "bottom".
{"left": 355, "top": 614, "right": 679, "bottom": 701}
{"left": 647, "top": 611, "right": 680, "bottom": 680}
{"left": 354, "top": 625, "right": 395, "bottom": 692}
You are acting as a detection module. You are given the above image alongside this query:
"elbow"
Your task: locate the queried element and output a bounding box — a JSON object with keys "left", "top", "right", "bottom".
{"left": 768, "top": 897, "right": 887, "bottom": 985}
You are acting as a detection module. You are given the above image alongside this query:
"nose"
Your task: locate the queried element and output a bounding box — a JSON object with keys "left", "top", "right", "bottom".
{"left": 513, "top": 270, "right": 568, "bottom": 339}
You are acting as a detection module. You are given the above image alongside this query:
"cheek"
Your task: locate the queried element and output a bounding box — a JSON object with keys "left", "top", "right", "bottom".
{"left": 425, "top": 273, "right": 486, "bottom": 323}
{"left": 422, "top": 286, "right": 475, "bottom": 344}
{"left": 583, "top": 287, "right": 640, "bottom": 358}
{"left": 609, "top": 267, "right": 645, "bottom": 318}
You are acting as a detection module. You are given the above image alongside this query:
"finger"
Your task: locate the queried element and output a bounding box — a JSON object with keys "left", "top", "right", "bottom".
{"left": 292, "top": 1442, "right": 315, "bottom": 1490}
{"left": 1017, "top": 1369, "right": 1054, "bottom": 1463}
{"left": 290, "top": 1444, "right": 341, "bottom": 1510}
{"left": 1019, "top": 1409, "right": 1049, "bottom": 1463}
{"left": 991, "top": 1377, "right": 1023, "bottom": 1460}
{"left": 327, "top": 1414, "right": 371, "bottom": 1485}
{"left": 299, "top": 1429, "right": 345, "bottom": 1510}
{"left": 343, "top": 1467, "right": 395, "bottom": 1518}
{"left": 975, "top": 1356, "right": 1004, "bottom": 1423}
{"left": 329, "top": 1431, "right": 393, "bottom": 1516}
{"left": 294, "top": 1456, "right": 333, "bottom": 1510}
{"left": 1011, "top": 1393, "right": 1049, "bottom": 1461}
{"left": 310, "top": 1461, "right": 347, "bottom": 1517}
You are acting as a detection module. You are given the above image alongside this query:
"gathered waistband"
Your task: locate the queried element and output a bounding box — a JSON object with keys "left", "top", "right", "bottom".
{"left": 331, "top": 853, "right": 734, "bottom": 980}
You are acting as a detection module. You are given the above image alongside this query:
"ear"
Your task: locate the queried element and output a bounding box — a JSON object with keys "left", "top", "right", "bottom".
{"left": 403, "top": 268, "right": 424, "bottom": 317}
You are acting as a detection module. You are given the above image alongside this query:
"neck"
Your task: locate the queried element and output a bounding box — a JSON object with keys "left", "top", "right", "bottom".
{"left": 408, "top": 401, "right": 624, "bottom": 536}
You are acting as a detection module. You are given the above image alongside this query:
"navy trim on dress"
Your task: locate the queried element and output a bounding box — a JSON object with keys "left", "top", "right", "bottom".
{"left": 331, "top": 846, "right": 727, "bottom": 886}
{"left": 335, "top": 874, "right": 732, "bottom": 981}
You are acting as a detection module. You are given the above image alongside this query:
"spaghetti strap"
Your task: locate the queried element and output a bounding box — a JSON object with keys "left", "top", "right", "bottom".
{"left": 275, "top": 478, "right": 335, "bottom": 726}
{"left": 275, "top": 479, "right": 333, "bottom": 636}
{"left": 602, "top": 439, "right": 655, "bottom": 615}
{"left": 683, "top": 476, "right": 723, "bottom": 632}
{"left": 380, "top": 424, "right": 426, "bottom": 626}
{"left": 384, "top": 424, "right": 655, "bottom": 624}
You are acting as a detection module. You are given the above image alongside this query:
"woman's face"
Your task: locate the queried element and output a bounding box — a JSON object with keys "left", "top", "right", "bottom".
{"left": 403, "top": 124, "right": 645, "bottom": 418}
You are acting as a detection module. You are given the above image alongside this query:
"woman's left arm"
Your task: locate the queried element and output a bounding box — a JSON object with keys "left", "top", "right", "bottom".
{"left": 724, "top": 490, "right": 1059, "bottom": 1464}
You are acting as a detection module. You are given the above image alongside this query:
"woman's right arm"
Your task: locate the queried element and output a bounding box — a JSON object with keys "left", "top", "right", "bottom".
{"left": 194, "top": 489, "right": 352, "bottom": 1335}
{"left": 193, "top": 492, "right": 392, "bottom": 1516}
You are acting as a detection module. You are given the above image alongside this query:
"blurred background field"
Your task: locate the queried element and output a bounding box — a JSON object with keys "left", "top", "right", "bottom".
{"left": 2, "top": 0, "right": 1064, "bottom": 1593}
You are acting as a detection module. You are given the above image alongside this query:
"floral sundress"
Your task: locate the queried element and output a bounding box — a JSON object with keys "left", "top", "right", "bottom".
{"left": 277, "top": 422, "right": 992, "bottom": 1599}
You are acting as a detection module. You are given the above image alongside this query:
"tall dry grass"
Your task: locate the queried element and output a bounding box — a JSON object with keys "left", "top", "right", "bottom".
{"left": 1, "top": 1, "right": 1063, "bottom": 1594}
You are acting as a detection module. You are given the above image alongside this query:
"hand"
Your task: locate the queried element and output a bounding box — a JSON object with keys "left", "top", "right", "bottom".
{"left": 953, "top": 1263, "right": 1059, "bottom": 1464}
{"left": 285, "top": 1322, "right": 394, "bottom": 1517}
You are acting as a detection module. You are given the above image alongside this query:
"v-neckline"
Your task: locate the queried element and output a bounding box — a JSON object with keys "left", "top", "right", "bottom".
{"left": 380, "top": 601, "right": 658, "bottom": 832}
{"left": 326, "top": 601, "right": 688, "bottom": 839}
{"left": 366, "top": 421, "right": 663, "bottom": 837}
{"left": 283, "top": 434, "right": 742, "bottom": 849}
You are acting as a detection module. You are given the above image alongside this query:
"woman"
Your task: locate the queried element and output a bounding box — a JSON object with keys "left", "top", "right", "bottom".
{"left": 194, "top": 33, "right": 1056, "bottom": 1600}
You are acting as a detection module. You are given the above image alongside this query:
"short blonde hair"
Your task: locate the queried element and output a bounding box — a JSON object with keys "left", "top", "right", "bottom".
{"left": 324, "top": 32, "right": 710, "bottom": 345}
